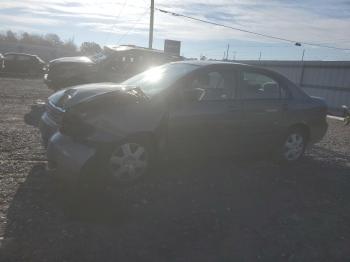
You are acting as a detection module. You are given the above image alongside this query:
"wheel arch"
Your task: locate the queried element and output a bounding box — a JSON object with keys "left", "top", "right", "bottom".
{"left": 287, "top": 123, "right": 310, "bottom": 142}
{"left": 124, "top": 131, "right": 157, "bottom": 145}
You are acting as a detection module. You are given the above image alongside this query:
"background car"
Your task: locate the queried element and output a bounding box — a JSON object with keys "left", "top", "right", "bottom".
{"left": 44, "top": 45, "right": 183, "bottom": 91}
{"left": 1, "top": 53, "right": 46, "bottom": 76}
{"left": 0, "top": 53, "right": 4, "bottom": 70}
{"left": 41, "top": 61, "right": 328, "bottom": 188}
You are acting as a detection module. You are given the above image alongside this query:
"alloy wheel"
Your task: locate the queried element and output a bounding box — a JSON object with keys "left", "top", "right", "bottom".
{"left": 283, "top": 132, "right": 305, "bottom": 161}
{"left": 109, "top": 142, "right": 148, "bottom": 182}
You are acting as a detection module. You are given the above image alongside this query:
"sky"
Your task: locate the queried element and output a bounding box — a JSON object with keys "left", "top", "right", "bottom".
{"left": 1, "top": 0, "right": 350, "bottom": 60}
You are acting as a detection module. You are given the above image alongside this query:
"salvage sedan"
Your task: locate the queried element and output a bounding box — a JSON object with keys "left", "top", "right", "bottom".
{"left": 41, "top": 61, "right": 328, "bottom": 185}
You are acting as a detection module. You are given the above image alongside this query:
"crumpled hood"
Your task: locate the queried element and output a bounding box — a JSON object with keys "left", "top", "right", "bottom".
{"left": 49, "top": 56, "right": 94, "bottom": 65}
{"left": 49, "top": 82, "right": 136, "bottom": 110}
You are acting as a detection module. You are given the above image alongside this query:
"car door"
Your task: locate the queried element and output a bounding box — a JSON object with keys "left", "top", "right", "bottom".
{"left": 237, "top": 69, "right": 289, "bottom": 153}
{"left": 167, "top": 66, "right": 243, "bottom": 158}
{"left": 30, "top": 56, "right": 39, "bottom": 73}
{"left": 3, "top": 54, "right": 17, "bottom": 73}
{"left": 16, "top": 55, "right": 32, "bottom": 73}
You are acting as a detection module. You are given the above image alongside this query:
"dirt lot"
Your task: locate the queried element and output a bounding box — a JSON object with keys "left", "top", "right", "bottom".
{"left": 0, "top": 77, "right": 349, "bottom": 262}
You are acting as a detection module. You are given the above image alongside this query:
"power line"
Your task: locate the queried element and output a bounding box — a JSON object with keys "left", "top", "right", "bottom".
{"left": 115, "top": 0, "right": 128, "bottom": 22}
{"left": 116, "top": 10, "right": 149, "bottom": 44}
{"left": 103, "top": 0, "right": 129, "bottom": 45}
{"left": 104, "top": 1, "right": 151, "bottom": 45}
{"left": 155, "top": 7, "right": 350, "bottom": 51}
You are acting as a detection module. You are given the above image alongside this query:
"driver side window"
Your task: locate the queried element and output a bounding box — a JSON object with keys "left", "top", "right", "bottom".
{"left": 188, "top": 70, "right": 234, "bottom": 101}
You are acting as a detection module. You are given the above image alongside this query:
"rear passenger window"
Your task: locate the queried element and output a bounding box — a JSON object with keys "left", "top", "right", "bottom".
{"left": 241, "top": 71, "right": 284, "bottom": 99}
{"left": 17, "top": 55, "right": 31, "bottom": 61}
{"left": 5, "top": 55, "right": 15, "bottom": 61}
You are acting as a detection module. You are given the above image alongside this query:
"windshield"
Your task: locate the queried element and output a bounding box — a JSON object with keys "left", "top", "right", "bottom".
{"left": 121, "top": 63, "right": 199, "bottom": 97}
{"left": 89, "top": 52, "right": 107, "bottom": 63}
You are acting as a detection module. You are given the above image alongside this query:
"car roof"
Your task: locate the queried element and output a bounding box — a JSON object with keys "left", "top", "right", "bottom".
{"left": 104, "top": 45, "right": 182, "bottom": 59}
{"left": 170, "top": 60, "right": 295, "bottom": 84}
{"left": 4, "top": 52, "right": 37, "bottom": 57}
{"left": 172, "top": 60, "right": 269, "bottom": 71}
{"left": 105, "top": 45, "right": 165, "bottom": 54}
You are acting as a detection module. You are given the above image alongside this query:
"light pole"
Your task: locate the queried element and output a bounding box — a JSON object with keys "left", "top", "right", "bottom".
{"left": 295, "top": 43, "right": 305, "bottom": 85}
{"left": 148, "top": 0, "right": 154, "bottom": 49}
{"left": 226, "top": 43, "right": 230, "bottom": 60}
{"left": 301, "top": 49, "right": 306, "bottom": 61}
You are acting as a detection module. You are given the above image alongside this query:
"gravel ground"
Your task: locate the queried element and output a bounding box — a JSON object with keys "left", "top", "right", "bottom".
{"left": 0, "top": 77, "right": 350, "bottom": 262}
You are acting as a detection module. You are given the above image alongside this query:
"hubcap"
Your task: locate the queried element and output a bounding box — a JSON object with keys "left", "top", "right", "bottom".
{"left": 283, "top": 133, "right": 304, "bottom": 161}
{"left": 109, "top": 143, "right": 148, "bottom": 182}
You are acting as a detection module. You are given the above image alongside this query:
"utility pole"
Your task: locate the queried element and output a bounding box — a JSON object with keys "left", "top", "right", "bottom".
{"left": 148, "top": 0, "right": 154, "bottom": 49}
{"left": 259, "top": 51, "right": 262, "bottom": 61}
{"left": 301, "top": 49, "right": 306, "bottom": 61}
{"left": 226, "top": 44, "right": 230, "bottom": 60}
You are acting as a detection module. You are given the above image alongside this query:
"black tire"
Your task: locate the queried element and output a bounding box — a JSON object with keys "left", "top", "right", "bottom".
{"left": 277, "top": 128, "right": 307, "bottom": 164}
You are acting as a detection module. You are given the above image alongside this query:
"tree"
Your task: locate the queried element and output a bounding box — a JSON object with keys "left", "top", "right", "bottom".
{"left": 200, "top": 55, "right": 207, "bottom": 61}
{"left": 45, "top": 33, "right": 62, "bottom": 47}
{"left": 80, "top": 42, "right": 102, "bottom": 55}
{"left": 20, "top": 32, "right": 44, "bottom": 45}
{"left": 63, "top": 39, "right": 78, "bottom": 54}
{"left": 5, "top": 30, "right": 17, "bottom": 42}
{"left": 0, "top": 30, "right": 79, "bottom": 58}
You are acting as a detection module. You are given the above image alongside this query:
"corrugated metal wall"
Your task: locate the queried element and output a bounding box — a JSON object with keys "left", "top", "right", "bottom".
{"left": 239, "top": 60, "right": 350, "bottom": 113}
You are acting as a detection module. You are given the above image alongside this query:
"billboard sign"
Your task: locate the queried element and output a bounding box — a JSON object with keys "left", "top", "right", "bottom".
{"left": 164, "top": 39, "right": 181, "bottom": 56}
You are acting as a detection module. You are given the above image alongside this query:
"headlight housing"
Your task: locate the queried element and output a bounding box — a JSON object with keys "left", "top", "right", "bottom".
{"left": 60, "top": 113, "right": 95, "bottom": 139}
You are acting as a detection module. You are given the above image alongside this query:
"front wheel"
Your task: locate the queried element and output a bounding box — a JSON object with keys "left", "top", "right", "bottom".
{"left": 278, "top": 129, "right": 307, "bottom": 163}
{"left": 108, "top": 140, "right": 152, "bottom": 185}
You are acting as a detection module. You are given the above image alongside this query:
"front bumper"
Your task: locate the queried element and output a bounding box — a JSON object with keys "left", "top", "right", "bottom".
{"left": 47, "top": 132, "right": 96, "bottom": 183}
{"left": 39, "top": 112, "right": 59, "bottom": 147}
{"left": 43, "top": 74, "right": 52, "bottom": 87}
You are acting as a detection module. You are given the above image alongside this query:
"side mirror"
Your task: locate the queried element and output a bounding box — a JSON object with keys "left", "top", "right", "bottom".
{"left": 184, "top": 88, "right": 205, "bottom": 102}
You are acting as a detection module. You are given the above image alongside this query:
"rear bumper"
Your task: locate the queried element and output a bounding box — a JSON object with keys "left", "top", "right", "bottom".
{"left": 47, "top": 132, "right": 96, "bottom": 183}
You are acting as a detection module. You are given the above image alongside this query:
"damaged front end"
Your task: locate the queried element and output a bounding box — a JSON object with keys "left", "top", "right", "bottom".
{"left": 59, "top": 87, "right": 148, "bottom": 144}
{"left": 46, "top": 84, "right": 149, "bottom": 181}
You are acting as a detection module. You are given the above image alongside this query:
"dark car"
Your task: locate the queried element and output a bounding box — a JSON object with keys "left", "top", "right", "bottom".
{"left": 0, "top": 53, "right": 4, "bottom": 70}
{"left": 44, "top": 45, "right": 183, "bottom": 91}
{"left": 41, "top": 61, "right": 327, "bottom": 186}
{"left": 1, "top": 53, "right": 46, "bottom": 76}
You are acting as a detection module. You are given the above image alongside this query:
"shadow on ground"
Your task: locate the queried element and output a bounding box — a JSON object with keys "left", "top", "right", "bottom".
{"left": 1, "top": 148, "right": 350, "bottom": 262}
{"left": 0, "top": 73, "right": 44, "bottom": 79}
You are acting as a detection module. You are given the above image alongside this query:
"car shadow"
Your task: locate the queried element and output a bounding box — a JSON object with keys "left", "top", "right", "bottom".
{"left": 0, "top": 72, "right": 44, "bottom": 79}
{"left": 2, "top": 148, "right": 350, "bottom": 261}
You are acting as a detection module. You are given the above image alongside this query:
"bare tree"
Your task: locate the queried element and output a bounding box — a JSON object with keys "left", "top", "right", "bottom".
{"left": 80, "top": 42, "right": 102, "bottom": 55}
